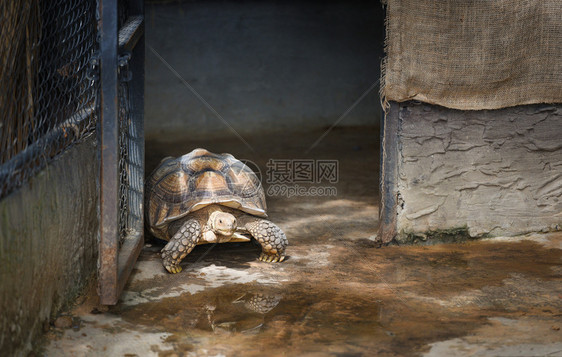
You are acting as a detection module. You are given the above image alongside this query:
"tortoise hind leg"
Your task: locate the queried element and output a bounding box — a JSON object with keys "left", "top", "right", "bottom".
{"left": 162, "top": 219, "right": 201, "bottom": 273}
{"left": 245, "top": 219, "right": 288, "bottom": 262}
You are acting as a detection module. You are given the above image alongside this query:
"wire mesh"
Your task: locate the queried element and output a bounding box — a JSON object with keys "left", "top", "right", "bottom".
{"left": 117, "top": 17, "right": 144, "bottom": 245}
{"left": 0, "top": 0, "right": 99, "bottom": 199}
{"left": 118, "top": 54, "right": 131, "bottom": 243}
{"left": 117, "top": 87, "right": 144, "bottom": 244}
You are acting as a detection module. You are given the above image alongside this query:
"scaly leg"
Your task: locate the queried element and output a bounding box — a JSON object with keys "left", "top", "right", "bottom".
{"left": 161, "top": 219, "right": 201, "bottom": 273}
{"left": 245, "top": 219, "right": 288, "bottom": 262}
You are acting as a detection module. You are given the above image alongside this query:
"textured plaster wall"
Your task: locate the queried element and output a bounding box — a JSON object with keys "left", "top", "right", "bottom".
{"left": 396, "top": 103, "right": 562, "bottom": 240}
{"left": 145, "top": 1, "right": 384, "bottom": 139}
{"left": 0, "top": 136, "right": 99, "bottom": 356}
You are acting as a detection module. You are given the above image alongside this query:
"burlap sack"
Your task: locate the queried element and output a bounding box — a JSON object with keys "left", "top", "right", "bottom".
{"left": 381, "top": 0, "right": 562, "bottom": 110}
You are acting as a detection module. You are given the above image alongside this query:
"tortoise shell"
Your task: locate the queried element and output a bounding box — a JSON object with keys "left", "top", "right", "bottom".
{"left": 145, "top": 148, "right": 266, "bottom": 239}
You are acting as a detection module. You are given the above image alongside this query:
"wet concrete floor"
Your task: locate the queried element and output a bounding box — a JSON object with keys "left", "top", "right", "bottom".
{"left": 45, "top": 129, "right": 562, "bottom": 356}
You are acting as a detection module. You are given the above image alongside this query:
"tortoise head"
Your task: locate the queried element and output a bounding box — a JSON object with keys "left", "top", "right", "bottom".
{"left": 209, "top": 210, "right": 237, "bottom": 236}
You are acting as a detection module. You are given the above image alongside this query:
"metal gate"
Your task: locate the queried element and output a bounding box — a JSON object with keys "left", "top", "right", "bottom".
{"left": 98, "top": 0, "right": 145, "bottom": 305}
{"left": 0, "top": 0, "right": 98, "bottom": 198}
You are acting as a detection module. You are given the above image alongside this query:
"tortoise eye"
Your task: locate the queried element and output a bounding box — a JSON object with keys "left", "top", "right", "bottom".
{"left": 219, "top": 219, "right": 223, "bottom": 224}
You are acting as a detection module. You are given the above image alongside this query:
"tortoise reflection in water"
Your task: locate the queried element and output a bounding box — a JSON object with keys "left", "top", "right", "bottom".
{"left": 205, "top": 293, "right": 283, "bottom": 335}
{"left": 145, "top": 148, "right": 289, "bottom": 273}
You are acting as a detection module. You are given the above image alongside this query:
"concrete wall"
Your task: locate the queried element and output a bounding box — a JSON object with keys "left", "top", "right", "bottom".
{"left": 145, "top": 1, "right": 384, "bottom": 139}
{"left": 0, "top": 136, "right": 99, "bottom": 356}
{"left": 381, "top": 102, "right": 562, "bottom": 243}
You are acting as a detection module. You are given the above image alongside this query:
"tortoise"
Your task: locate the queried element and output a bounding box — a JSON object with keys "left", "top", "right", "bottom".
{"left": 145, "top": 148, "right": 288, "bottom": 273}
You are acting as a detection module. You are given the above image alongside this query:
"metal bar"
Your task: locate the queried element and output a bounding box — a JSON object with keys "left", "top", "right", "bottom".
{"left": 118, "top": 15, "right": 144, "bottom": 52}
{"left": 112, "top": 3, "right": 145, "bottom": 304}
{"left": 114, "top": 31, "right": 145, "bottom": 302}
{"left": 377, "top": 101, "right": 400, "bottom": 244}
{"left": 99, "top": 0, "right": 120, "bottom": 305}
{"left": 99, "top": 0, "right": 145, "bottom": 305}
{"left": 116, "top": 232, "right": 144, "bottom": 294}
{"left": 117, "top": 1, "right": 145, "bottom": 285}
{"left": 0, "top": 105, "right": 96, "bottom": 196}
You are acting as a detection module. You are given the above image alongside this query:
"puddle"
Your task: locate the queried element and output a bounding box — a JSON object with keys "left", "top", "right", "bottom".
{"left": 50, "top": 237, "right": 557, "bottom": 357}
{"left": 112, "top": 283, "right": 387, "bottom": 356}
{"left": 46, "top": 245, "right": 562, "bottom": 357}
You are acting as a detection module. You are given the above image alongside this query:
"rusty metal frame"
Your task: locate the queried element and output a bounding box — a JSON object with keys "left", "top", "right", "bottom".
{"left": 378, "top": 102, "right": 400, "bottom": 244}
{"left": 99, "top": 0, "right": 145, "bottom": 305}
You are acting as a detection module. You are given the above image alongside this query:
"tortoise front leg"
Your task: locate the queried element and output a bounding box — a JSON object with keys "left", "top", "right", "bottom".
{"left": 161, "top": 219, "right": 201, "bottom": 273}
{"left": 245, "top": 219, "right": 288, "bottom": 262}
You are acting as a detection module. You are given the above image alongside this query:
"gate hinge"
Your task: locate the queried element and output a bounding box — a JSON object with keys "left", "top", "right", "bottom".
{"left": 86, "top": 50, "right": 100, "bottom": 85}
{"left": 118, "top": 52, "right": 132, "bottom": 82}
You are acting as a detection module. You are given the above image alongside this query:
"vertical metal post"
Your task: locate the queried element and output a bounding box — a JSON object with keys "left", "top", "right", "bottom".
{"left": 99, "top": 0, "right": 145, "bottom": 305}
{"left": 114, "top": 1, "right": 145, "bottom": 303}
{"left": 378, "top": 102, "right": 400, "bottom": 244}
{"left": 99, "top": 0, "right": 120, "bottom": 304}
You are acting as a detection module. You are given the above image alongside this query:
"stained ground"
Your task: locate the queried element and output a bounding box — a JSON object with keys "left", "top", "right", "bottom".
{"left": 45, "top": 128, "right": 562, "bottom": 356}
